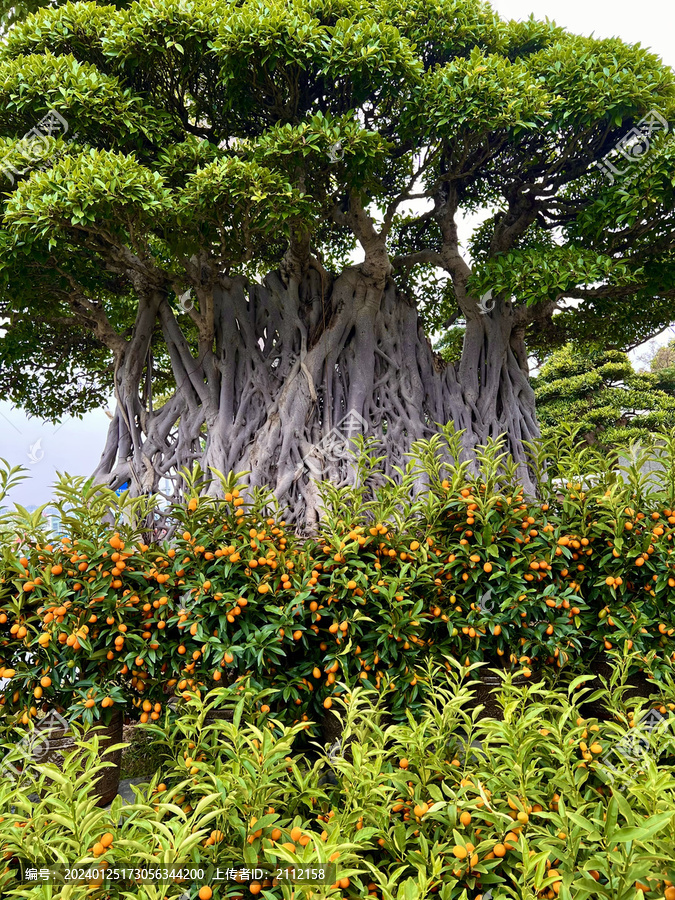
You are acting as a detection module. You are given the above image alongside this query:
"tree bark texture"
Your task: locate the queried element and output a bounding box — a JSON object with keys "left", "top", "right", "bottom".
{"left": 93, "top": 262, "right": 538, "bottom": 529}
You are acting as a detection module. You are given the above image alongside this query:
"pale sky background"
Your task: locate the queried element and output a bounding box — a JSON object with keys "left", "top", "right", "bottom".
{"left": 1, "top": 0, "right": 674, "bottom": 507}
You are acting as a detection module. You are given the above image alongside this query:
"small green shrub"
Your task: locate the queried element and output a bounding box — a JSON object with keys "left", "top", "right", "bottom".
{"left": 2, "top": 676, "right": 675, "bottom": 899}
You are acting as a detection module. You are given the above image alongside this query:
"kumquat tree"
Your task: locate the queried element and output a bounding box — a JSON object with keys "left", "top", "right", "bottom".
{"left": 2, "top": 1, "right": 675, "bottom": 899}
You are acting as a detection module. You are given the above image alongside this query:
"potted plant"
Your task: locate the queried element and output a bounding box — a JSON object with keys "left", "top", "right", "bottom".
{"left": 414, "top": 450, "right": 587, "bottom": 717}
{"left": 0, "top": 525, "right": 155, "bottom": 804}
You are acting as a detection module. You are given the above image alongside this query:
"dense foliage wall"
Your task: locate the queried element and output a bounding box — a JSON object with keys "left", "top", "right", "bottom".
{"left": 3, "top": 429, "right": 675, "bottom": 731}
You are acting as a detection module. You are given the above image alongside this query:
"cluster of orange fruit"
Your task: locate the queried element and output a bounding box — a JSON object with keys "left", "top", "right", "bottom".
{"left": 4, "top": 480, "right": 675, "bottom": 730}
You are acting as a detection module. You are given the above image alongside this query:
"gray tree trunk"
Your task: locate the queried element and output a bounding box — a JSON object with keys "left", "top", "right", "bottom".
{"left": 93, "top": 266, "right": 538, "bottom": 529}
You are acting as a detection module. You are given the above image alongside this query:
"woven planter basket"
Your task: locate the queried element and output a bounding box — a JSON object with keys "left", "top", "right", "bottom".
{"left": 472, "top": 670, "right": 533, "bottom": 721}
{"left": 580, "top": 659, "right": 656, "bottom": 721}
{"left": 203, "top": 708, "right": 235, "bottom": 726}
{"left": 35, "top": 711, "right": 123, "bottom": 806}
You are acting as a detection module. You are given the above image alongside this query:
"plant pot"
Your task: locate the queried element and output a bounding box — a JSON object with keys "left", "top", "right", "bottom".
{"left": 321, "top": 707, "right": 344, "bottom": 747}
{"left": 34, "top": 710, "right": 123, "bottom": 806}
{"left": 204, "top": 708, "right": 235, "bottom": 726}
{"left": 166, "top": 698, "right": 235, "bottom": 730}
{"left": 473, "top": 670, "right": 534, "bottom": 721}
{"left": 580, "top": 659, "right": 657, "bottom": 721}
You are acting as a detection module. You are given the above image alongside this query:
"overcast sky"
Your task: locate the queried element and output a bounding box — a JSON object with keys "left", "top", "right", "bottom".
{"left": 1, "top": 0, "right": 674, "bottom": 507}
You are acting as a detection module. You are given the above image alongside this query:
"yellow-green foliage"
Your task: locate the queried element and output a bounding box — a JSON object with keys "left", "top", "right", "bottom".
{"left": 1, "top": 675, "right": 675, "bottom": 898}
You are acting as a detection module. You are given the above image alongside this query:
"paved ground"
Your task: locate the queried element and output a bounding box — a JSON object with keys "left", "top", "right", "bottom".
{"left": 105, "top": 777, "right": 147, "bottom": 808}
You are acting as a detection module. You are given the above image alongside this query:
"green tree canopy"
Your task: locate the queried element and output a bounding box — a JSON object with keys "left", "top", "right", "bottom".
{"left": 1, "top": 0, "right": 128, "bottom": 32}
{"left": 0, "top": 0, "right": 674, "bottom": 524}
{"left": 649, "top": 336, "right": 675, "bottom": 394}
{"left": 533, "top": 344, "right": 675, "bottom": 446}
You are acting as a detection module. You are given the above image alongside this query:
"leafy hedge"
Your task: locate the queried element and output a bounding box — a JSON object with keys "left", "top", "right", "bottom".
{"left": 3, "top": 426, "right": 675, "bottom": 731}
{"left": 2, "top": 677, "right": 675, "bottom": 900}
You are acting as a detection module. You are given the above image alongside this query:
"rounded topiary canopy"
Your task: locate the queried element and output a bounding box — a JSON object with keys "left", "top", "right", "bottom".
{"left": 1, "top": 0, "right": 674, "bottom": 525}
